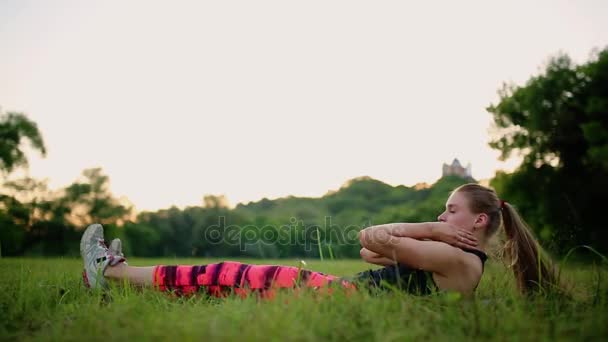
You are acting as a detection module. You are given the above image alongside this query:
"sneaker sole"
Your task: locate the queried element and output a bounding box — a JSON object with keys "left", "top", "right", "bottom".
{"left": 82, "top": 270, "right": 91, "bottom": 288}
{"left": 80, "top": 223, "right": 103, "bottom": 289}
{"left": 80, "top": 223, "right": 103, "bottom": 259}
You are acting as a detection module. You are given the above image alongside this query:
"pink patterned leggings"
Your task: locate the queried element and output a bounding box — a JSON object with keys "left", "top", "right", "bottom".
{"left": 153, "top": 261, "right": 356, "bottom": 299}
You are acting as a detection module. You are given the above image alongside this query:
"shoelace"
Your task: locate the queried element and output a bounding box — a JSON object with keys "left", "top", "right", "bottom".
{"left": 92, "top": 237, "right": 127, "bottom": 267}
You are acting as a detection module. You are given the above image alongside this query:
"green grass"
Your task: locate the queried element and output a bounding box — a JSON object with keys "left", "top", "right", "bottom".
{"left": 0, "top": 257, "right": 606, "bottom": 341}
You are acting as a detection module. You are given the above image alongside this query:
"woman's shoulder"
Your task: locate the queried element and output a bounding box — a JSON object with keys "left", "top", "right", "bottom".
{"left": 440, "top": 247, "right": 486, "bottom": 290}
{"left": 448, "top": 246, "right": 486, "bottom": 275}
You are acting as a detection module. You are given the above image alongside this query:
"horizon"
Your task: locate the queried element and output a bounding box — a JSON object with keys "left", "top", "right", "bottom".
{"left": 1, "top": 159, "right": 493, "bottom": 212}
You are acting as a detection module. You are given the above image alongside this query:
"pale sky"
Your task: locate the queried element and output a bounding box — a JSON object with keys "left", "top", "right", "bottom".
{"left": 1, "top": 0, "right": 607, "bottom": 211}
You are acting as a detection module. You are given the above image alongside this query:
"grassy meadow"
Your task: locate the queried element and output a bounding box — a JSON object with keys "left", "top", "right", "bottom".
{"left": 0, "top": 257, "right": 606, "bottom": 341}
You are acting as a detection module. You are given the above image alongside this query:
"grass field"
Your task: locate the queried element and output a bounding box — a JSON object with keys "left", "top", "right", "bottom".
{"left": 0, "top": 257, "right": 606, "bottom": 341}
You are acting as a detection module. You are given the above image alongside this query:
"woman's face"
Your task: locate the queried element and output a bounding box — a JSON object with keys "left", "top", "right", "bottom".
{"left": 437, "top": 191, "right": 478, "bottom": 231}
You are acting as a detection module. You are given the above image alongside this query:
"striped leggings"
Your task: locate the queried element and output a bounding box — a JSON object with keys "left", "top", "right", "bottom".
{"left": 153, "top": 261, "right": 356, "bottom": 299}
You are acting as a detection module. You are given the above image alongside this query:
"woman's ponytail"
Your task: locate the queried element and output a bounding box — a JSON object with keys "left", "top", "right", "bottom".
{"left": 501, "top": 202, "right": 559, "bottom": 295}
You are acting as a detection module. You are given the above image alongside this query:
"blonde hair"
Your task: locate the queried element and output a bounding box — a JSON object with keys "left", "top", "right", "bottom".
{"left": 454, "top": 183, "right": 559, "bottom": 295}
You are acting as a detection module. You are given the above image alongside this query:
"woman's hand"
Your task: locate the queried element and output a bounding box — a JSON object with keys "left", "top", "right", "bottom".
{"left": 360, "top": 247, "right": 397, "bottom": 266}
{"left": 431, "top": 223, "right": 478, "bottom": 249}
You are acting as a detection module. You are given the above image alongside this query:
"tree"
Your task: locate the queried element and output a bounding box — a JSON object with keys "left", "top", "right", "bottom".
{"left": 0, "top": 110, "right": 47, "bottom": 255}
{"left": 488, "top": 47, "right": 608, "bottom": 253}
{"left": 0, "top": 110, "right": 46, "bottom": 174}
{"left": 61, "top": 167, "right": 132, "bottom": 227}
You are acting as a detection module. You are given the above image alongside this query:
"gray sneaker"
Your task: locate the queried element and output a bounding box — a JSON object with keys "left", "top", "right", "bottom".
{"left": 109, "top": 238, "right": 128, "bottom": 265}
{"left": 80, "top": 224, "right": 125, "bottom": 289}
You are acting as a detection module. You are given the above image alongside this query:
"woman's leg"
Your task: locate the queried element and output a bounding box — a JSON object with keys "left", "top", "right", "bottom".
{"left": 149, "top": 261, "right": 354, "bottom": 297}
{"left": 81, "top": 223, "right": 353, "bottom": 297}
{"left": 104, "top": 263, "right": 155, "bottom": 286}
{"left": 103, "top": 259, "right": 356, "bottom": 298}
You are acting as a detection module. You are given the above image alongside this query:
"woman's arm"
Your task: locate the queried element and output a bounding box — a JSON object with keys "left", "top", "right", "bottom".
{"left": 359, "top": 229, "right": 457, "bottom": 275}
{"left": 360, "top": 222, "right": 478, "bottom": 249}
{"left": 358, "top": 222, "right": 478, "bottom": 276}
{"left": 360, "top": 247, "right": 396, "bottom": 266}
{"left": 360, "top": 222, "right": 436, "bottom": 240}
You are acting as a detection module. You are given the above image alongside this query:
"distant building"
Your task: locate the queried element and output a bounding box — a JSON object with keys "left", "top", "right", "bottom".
{"left": 442, "top": 158, "right": 472, "bottom": 178}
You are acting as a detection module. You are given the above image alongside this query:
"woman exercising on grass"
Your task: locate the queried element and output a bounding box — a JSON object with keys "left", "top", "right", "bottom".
{"left": 81, "top": 184, "right": 558, "bottom": 297}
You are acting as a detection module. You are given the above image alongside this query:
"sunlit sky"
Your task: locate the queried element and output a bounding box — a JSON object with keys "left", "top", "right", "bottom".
{"left": 1, "top": 0, "right": 607, "bottom": 211}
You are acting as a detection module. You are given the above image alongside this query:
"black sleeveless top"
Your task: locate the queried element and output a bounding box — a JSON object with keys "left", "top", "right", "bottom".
{"left": 351, "top": 248, "right": 488, "bottom": 295}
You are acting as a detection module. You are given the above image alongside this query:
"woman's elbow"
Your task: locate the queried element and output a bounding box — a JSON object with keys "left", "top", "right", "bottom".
{"left": 359, "top": 248, "right": 369, "bottom": 261}
{"left": 358, "top": 229, "right": 369, "bottom": 248}
{"left": 359, "top": 227, "right": 389, "bottom": 248}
